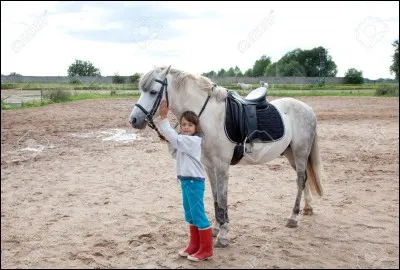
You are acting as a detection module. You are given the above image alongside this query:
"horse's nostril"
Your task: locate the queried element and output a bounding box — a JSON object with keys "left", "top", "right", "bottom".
{"left": 132, "top": 118, "right": 137, "bottom": 124}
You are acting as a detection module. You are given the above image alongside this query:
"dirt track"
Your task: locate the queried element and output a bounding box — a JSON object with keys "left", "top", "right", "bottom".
{"left": 1, "top": 96, "right": 399, "bottom": 269}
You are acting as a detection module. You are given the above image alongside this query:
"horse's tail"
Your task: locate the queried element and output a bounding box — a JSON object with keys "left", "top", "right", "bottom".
{"left": 306, "top": 131, "right": 324, "bottom": 197}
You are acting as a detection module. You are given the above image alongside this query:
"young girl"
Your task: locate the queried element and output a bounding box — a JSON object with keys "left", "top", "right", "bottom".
{"left": 157, "top": 100, "right": 213, "bottom": 262}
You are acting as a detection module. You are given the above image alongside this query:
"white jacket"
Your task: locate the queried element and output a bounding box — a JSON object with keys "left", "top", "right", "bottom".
{"left": 158, "top": 119, "right": 206, "bottom": 181}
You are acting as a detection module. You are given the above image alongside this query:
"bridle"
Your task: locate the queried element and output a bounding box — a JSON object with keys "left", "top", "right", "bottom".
{"left": 134, "top": 77, "right": 212, "bottom": 141}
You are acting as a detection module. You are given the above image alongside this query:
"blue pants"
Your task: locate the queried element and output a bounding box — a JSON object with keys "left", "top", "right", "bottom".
{"left": 180, "top": 179, "right": 210, "bottom": 229}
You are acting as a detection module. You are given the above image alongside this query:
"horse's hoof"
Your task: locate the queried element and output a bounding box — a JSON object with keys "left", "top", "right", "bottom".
{"left": 286, "top": 218, "right": 298, "bottom": 228}
{"left": 214, "top": 238, "right": 229, "bottom": 248}
{"left": 212, "top": 227, "right": 220, "bottom": 237}
{"left": 302, "top": 207, "right": 313, "bottom": 215}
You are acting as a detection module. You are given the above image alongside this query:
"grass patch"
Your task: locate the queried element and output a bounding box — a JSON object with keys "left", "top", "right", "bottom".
{"left": 374, "top": 84, "right": 399, "bottom": 96}
{"left": 43, "top": 89, "right": 72, "bottom": 102}
{"left": 235, "top": 89, "right": 376, "bottom": 97}
{"left": 223, "top": 83, "right": 382, "bottom": 91}
{"left": 2, "top": 86, "right": 396, "bottom": 111}
{"left": 1, "top": 91, "right": 141, "bottom": 110}
{"left": 1, "top": 82, "right": 138, "bottom": 90}
{"left": 267, "top": 90, "right": 376, "bottom": 97}
{"left": 67, "top": 92, "right": 140, "bottom": 101}
{"left": 268, "top": 83, "right": 380, "bottom": 90}
{"left": 1, "top": 100, "right": 54, "bottom": 110}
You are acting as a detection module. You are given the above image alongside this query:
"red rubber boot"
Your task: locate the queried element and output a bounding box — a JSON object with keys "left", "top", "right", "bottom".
{"left": 187, "top": 227, "right": 213, "bottom": 261}
{"left": 178, "top": 225, "right": 200, "bottom": 257}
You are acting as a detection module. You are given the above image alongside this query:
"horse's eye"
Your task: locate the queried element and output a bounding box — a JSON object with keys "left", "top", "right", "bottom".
{"left": 150, "top": 90, "right": 158, "bottom": 95}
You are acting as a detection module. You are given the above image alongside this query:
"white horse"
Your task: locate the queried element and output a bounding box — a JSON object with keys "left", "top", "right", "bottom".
{"left": 260, "top": 80, "right": 268, "bottom": 88}
{"left": 129, "top": 66, "right": 324, "bottom": 248}
{"left": 237, "top": 82, "right": 252, "bottom": 90}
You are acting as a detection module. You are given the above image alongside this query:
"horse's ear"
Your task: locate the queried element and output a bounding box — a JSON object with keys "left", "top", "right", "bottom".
{"left": 162, "top": 65, "right": 171, "bottom": 76}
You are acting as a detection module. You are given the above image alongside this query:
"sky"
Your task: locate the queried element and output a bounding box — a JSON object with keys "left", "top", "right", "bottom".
{"left": 1, "top": 1, "right": 399, "bottom": 80}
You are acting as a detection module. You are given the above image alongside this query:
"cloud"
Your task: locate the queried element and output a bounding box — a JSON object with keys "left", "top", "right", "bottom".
{"left": 1, "top": 1, "right": 399, "bottom": 79}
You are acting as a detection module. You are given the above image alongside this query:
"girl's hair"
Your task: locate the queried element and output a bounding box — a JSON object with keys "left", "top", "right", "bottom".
{"left": 180, "top": 111, "right": 202, "bottom": 133}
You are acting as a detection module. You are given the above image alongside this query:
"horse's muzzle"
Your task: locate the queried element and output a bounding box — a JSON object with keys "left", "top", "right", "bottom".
{"left": 129, "top": 117, "right": 148, "bottom": 130}
{"left": 129, "top": 117, "right": 137, "bottom": 129}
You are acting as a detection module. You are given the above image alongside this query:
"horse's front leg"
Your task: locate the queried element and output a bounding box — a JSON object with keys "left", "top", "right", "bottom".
{"left": 214, "top": 170, "right": 230, "bottom": 248}
{"left": 212, "top": 203, "right": 221, "bottom": 237}
{"left": 204, "top": 159, "right": 230, "bottom": 248}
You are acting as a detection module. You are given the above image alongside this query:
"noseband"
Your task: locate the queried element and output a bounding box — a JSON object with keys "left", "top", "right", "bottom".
{"left": 134, "top": 78, "right": 211, "bottom": 141}
{"left": 134, "top": 78, "right": 169, "bottom": 140}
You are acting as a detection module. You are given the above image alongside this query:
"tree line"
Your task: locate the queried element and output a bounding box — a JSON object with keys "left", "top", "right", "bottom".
{"left": 201, "top": 46, "right": 337, "bottom": 78}
{"left": 201, "top": 41, "right": 399, "bottom": 84}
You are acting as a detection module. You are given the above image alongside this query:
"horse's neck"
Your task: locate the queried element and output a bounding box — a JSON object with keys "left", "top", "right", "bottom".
{"left": 171, "top": 87, "right": 225, "bottom": 137}
{"left": 169, "top": 80, "right": 207, "bottom": 117}
{"left": 172, "top": 93, "right": 211, "bottom": 119}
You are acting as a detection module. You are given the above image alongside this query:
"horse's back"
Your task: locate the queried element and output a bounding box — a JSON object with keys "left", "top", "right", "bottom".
{"left": 270, "top": 97, "right": 318, "bottom": 148}
{"left": 270, "top": 97, "right": 316, "bottom": 118}
{"left": 269, "top": 96, "right": 317, "bottom": 138}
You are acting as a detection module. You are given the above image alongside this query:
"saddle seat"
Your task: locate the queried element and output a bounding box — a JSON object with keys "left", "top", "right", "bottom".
{"left": 239, "top": 86, "right": 268, "bottom": 104}
{"left": 224, "top": 86, "right": 285, "bottom": 165}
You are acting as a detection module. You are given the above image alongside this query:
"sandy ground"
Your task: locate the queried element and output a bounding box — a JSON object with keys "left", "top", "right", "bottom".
{"left": 1, "top": 96, "right": 399, "bottom": 269}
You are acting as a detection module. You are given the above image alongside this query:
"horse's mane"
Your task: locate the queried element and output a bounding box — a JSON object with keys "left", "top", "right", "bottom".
{"left": 139, "top": 66, "right": 228, "bottom": 102}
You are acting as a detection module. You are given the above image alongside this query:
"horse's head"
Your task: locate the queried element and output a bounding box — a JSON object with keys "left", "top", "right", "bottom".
{"left": 129, "top": 65, "right": 171, "bottom": 129}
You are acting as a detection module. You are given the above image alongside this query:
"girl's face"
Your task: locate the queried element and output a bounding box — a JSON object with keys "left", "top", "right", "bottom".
{"left": 180, "top": 117, "right": 196, "bottom": 136}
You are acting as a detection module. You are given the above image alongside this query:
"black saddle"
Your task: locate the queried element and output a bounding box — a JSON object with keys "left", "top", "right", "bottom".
{"left": 224, "top": 87, "right": 285, "bottom": 165}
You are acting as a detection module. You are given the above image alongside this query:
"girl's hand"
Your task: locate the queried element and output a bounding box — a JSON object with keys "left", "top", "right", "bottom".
{"left": 159, "top": 100, "right": 168, "bottom": 120}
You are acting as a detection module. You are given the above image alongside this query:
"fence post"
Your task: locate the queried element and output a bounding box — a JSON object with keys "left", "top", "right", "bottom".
{"left": 41, "top": 89, "right": 43, "bottom": 105}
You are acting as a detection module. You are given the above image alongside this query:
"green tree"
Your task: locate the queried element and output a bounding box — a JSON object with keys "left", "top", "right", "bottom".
{"left": 217, "top": 68, "right": 226, "bottom": 77}
{"left": 112, "top": 72, "right": 125, "bottom": 84}
{"left": 265, "top": 62, "right": 278, "bottom": 76}
{"left": 226, "top": 67, "right": 236, "bottom": 77}
{"left": 9, "top": 72, "right": 22, "bottom": 76}
{"left": 252, "top": 55, "right": 271, "bottom": 77}
{"left": 272, "top": 47, "right": 337, "bottom": 77}
{"left": 67, "top": 59, "right": 101, "bottom": 77}
{"left": 281, "top": 60, "right": 307, "bottom": 76}
{"left": 203, "top": 70, "right": 216, "bottom": 77}
{"left": 390, "top": 39, "right": 399, "bottom": 80}
{"left": 233, "top": 66, "right": 242, "bottom": 77}
{"left": 130, "top": 72, "right": 142, "bottom": 84}
{"left": 244, "top": 68, "right": 253, "bottom": 77}
{"left": 344, "top": 68, "right": 364, "bottom": 84}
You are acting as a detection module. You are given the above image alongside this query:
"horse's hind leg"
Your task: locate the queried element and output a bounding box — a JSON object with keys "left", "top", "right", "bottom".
{"left": 283, "top": 147, "right": 313, "bottom": 216}
{"left": 284, "top": 100, "right": 318, "bottom": 227}
{"left": 283, "top": 147, "right": 309, "bottom": 228}
{"left": 303, "top": 183, "right": 313, "bottom": 215}
{"left": 287, "top": 168, "right": 307, "bottom": 228}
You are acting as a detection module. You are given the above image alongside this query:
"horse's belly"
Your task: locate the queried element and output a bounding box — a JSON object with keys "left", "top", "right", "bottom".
{"left": 238, "top": 136, "right": 290, "bottom": 165}
{"left": 237, "top": 107, "right": 292, "bottom": 165}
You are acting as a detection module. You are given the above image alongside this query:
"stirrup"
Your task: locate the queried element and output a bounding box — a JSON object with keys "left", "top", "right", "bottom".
{"left": 243, "top": 136, "right": 253, "bottom": 154}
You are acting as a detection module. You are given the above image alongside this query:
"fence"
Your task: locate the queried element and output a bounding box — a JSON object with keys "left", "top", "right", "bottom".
{"left": 211, "top": 76, "right": 344, "bottom": 84}
{"left": 1, "top": 75, "right": 345, "bottom": 85}
{"left": 1, "top": 88, "right": 141, "bottom": 107}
